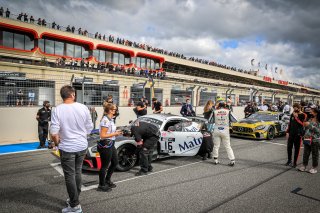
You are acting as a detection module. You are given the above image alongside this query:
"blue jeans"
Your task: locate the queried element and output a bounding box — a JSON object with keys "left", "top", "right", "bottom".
{"left": 60, "top": 149, "right": 87, "bottom": 207}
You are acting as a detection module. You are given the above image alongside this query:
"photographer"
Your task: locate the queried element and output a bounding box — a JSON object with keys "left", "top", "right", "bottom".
{"left": 97, "top": 103, "right": 122, "bottom": 191}
{"left": 131, "top": 120, "right": 159, "bottom": 176}
{"left": 152, "top": 98, "right": 163, "bottom": 114}
{"left": 36, "top": 101, "right": 51, "bottom": 149}
{"left": 134, "top": 97, "right": 147, "bottom": 118}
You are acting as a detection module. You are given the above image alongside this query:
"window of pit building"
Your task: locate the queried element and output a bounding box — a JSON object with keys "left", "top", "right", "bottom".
{"left": 1, "top": 30, "right": 35, "bottom": 51}
{"left": 132, "top": 57, "right": 160, "bottom": 70}
{"left": 199, "top": 91, "right": 217, "bottom": 106}
{"left": 239, "top": 95, "right": 250, "bottom": 106}
{"left": 129, "top": 83, "right": 163, "bottom": 106}
{"left": 72, "top": 83, "right": 119, "bottom": 106}
{"left": 39, "top": 38, "right": 89, "bottom": 58}
{"left": 93, "top": 50, "right": 126, "bottom": 65}
{"left": 0, "top": 76, "right": 55, "bottom": 107}
{"left": 170, "top": 89, "right": 192, "bottom": 106}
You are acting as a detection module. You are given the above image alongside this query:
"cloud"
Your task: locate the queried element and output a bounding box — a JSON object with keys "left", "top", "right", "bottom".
{"left": 1, "top": 0, "right": 319, "bottom": 88}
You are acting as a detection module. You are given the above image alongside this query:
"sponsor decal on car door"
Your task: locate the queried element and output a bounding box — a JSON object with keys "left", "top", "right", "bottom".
{"left": 161, "top": 131, "right": 203, "bottom": 156}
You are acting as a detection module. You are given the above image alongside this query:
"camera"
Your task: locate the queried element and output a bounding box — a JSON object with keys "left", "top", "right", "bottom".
{"left": 118, "top": 126, "right": 131, "bottom": 137}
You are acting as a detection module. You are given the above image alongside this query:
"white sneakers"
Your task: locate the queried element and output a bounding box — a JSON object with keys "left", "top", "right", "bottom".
{"left": 309, "top": 168, "right": 318, "bottom": 174}
{"left": 298, "top": 166, "right": 317, "bottom": 174}
{"left": 62, "top": 204, "right": 82, "bottom": 213}
{"left": 213, "top": 158, "right": 220, "bottom": 165}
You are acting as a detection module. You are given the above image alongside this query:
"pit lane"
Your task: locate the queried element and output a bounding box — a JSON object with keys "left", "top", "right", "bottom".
{"left": 0, "top": 137, "right": 319, "bottom": 213}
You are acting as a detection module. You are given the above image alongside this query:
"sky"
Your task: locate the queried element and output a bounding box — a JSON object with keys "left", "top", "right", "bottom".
{"left": 1, "top": 0, "right": 320, "bottom": 89}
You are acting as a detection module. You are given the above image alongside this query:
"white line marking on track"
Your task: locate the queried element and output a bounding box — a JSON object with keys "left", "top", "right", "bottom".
{"left": 0, "top": 149, "right": 47, "bottom": 156}
{"left": 258, "top": 141, "right": 287, "bottom": 146}
{"left": 50, "top": 139, "right": 297, "bottom": 192}
{"left": 81, "top": 161, "right": 202, "bottom": 191}
{"left": 50, "top": 163, "right": 64, "bottom": 176}
{"left": 50, "top": 160, "right": 202, "bottom": 191}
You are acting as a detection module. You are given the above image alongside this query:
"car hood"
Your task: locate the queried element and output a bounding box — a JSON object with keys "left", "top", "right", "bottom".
{"left": 233, "top": 119, "right": 270, "bottom": 128}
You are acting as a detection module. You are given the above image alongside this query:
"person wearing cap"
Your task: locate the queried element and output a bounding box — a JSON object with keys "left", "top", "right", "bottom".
{"left": 212, "top": 102, "right": 235, "bottom": 166}
{"left": 36, "top": 100, "right": 51, "bottom": 148}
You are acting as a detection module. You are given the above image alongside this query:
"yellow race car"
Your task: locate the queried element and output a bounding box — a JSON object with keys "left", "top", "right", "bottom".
{"left": 231, "top": 111, "right": 290, "bottom": 140}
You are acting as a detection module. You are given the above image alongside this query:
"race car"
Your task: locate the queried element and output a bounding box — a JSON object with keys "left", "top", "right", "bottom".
{"left": 231, "top": 111, "right": 290, "bottom": 140}
{"left": 53, "top": 113, "right": 237, "bottom": 172}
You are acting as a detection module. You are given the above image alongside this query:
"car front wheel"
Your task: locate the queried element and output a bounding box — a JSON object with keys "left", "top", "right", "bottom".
{"left": 116, "top": 144, "right": 138, "bottom": 172}
{"left": 267, "top": 127, "right": 275, "bottom": 140}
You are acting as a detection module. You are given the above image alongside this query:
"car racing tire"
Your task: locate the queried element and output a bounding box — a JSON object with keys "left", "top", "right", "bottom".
{"left": 267, "top": 127, "right": 275, "bottom": 140}
{"left": 116, "top": 144, "right": 138, "bottom": 172}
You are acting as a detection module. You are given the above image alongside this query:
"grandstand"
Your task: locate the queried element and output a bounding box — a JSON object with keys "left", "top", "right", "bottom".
{"left": 0, "top": 11, "right": 319, "bottom": 144}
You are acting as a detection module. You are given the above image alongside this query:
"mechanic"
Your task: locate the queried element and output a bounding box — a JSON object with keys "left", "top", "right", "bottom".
{"left": 131, "top": 120, "right": 160, "bottom": 176}
{"left": 36, "top": 100, "right": 51, "bottom": 149}
{"left": 97, "top": 103, "right": 122, "bottom": 192}
{"left": 212, "top": 102, "right": 235, "bottom": 166}
{"left": 244, "top": 102, "right": 255, "bottom": 118}
{"left": 285, "top": 103, "right": 307, "bottom": 168}
{"left": 152, "top": 98, "right": 163, "bottom": 114}
{"left": 50, "top": 85, "right": 93, "bottom": 213}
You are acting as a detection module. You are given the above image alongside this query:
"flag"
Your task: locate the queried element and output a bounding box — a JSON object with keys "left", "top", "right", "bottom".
{"left": 275, "top": 67, "right": 278, "bottom": 73}
{"left": 265, "top": 64, "right": 268, "bottom": 70}
{"left": 251, "top": 59, "right": 255, "bottom": 66}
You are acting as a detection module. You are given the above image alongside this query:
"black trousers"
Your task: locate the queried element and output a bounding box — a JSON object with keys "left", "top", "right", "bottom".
{"left": 38, "top": 125, "right": 48, "bottom": 147}
{"left": 60, "top": 149, "right": 87, "bottom": 208}
{"left": 303, "top": 142, "right": 319, "bottom": 168}
{"left": 287, "top": 134, "right": 302, "bottom": 164}
{"left": 98, "top": 145, "right": 119, "bottom": 186}
{"left": 139, "top": 147, "right": 154, "bottom": 173}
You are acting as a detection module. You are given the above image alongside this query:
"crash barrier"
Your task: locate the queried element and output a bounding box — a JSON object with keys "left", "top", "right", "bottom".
{"left": 0, "top": 106, "right": 245, "bottom": 145}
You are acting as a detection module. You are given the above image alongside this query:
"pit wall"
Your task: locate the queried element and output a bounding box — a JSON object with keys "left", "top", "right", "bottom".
{"left": 0, "top": 106, "right": 245, "bottom": 145}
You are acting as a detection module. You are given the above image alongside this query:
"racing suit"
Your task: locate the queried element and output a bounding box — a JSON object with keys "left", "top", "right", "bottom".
{"left": 131, "top": 121, "right": 159, "bottom": 173}
{"left": 212, "top": 108, "right": 235, "bottom": 162}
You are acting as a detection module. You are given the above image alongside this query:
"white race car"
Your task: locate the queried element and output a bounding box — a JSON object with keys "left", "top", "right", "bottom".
{"left": 55, "top": 113, "right": 237, "bottom": 171}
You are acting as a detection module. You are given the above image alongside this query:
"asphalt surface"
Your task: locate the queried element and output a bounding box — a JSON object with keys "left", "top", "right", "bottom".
{"left": 0, "top": 137, "right": 319, "bottom": 213}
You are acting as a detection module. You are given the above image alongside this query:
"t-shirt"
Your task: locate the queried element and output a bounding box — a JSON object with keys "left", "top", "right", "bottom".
{"left": 136, "top": 101, "right": 147, "bottom": 116}
{"left": 99, "top": 116, "right": 116, "bottom": 140}
{"left": 37, "top": 107, "right": 51, "bottom": 125}
{"left": 50, "top": 102, "right": 93, "bottom": 152}
{"left": 153, "top": 101, "right": 162, "bottom": 112}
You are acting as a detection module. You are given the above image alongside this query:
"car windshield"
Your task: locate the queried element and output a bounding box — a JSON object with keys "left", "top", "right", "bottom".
{"left": 136, "top": 117, "right": 163, "bottom": 127}
{"left": 248, "top": 113, "right": 278, "bottom": 121}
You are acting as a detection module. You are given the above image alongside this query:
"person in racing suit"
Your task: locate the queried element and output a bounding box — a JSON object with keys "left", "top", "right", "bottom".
{"left": 212, "top": 102, "right": 235, "bottom": 166}
{"left": 131, "top": 120, "right": 160, "bottom": 176}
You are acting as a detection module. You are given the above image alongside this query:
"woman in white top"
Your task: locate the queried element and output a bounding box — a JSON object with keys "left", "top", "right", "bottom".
{"left": 97, "top": 103, "right": 122, "bottom": 192}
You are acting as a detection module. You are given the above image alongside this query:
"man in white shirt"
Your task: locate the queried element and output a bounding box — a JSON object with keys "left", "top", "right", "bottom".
{"left": 50, "top": 85, "right": 93, "bottom": 213}
{"left": 259, "top": 102, "right": 269, "bottom": 111}
{"left": 283, "top": 102, "right": 291, "bottom": 114}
